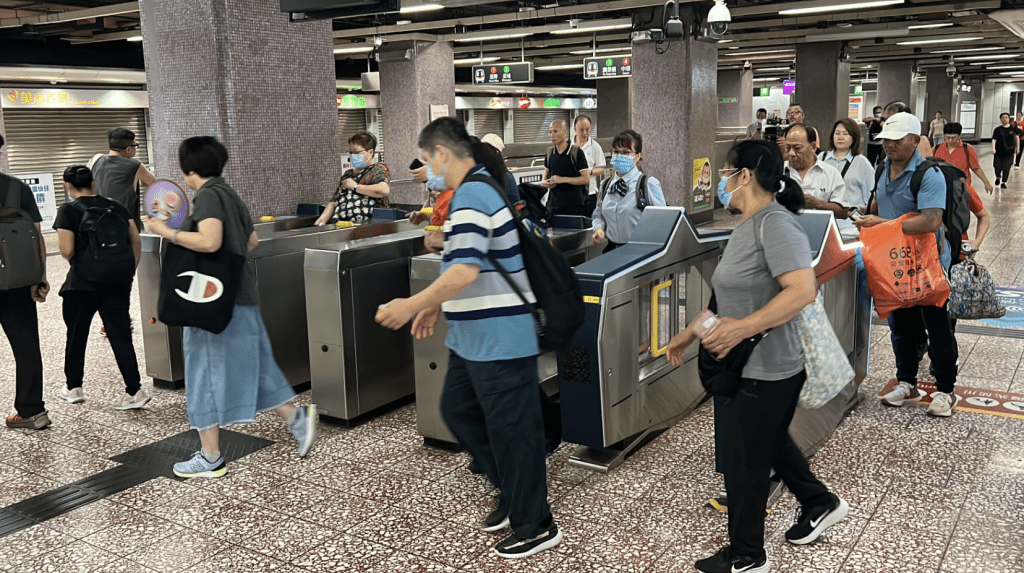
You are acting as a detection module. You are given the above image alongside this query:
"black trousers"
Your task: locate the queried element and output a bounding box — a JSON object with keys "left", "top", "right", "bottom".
{"left": 866, "top": 144, "right": 884, "bottom": 167}
{"left": 62, "top": 287, "right": 141, "bottom": 395}
{"left": 890, "top": 304, "right": 958, "bottom": 394}
{"left": 994, "top": 153, "right": 1014, "bottom": 183}
{"left": 723, "top": 370, "right": 833, "bottom": 561}
{"left": 441, "top": 351, "right": 552, "bottom": 539}
{"left": 0, "top": 286, "right": 45, "bottom": 418}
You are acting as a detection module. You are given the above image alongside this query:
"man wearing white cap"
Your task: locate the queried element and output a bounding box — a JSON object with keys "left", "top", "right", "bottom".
{"left": 853, "top": 112, "right": 959, "bottom": 417}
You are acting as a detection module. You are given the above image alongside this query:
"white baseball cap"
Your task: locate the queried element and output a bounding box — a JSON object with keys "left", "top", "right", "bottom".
{"left": 876, "top": 112, "right": 922, "bottom": 140}
{"left": 481, "top": 133, "right": 505, "bottom": 152}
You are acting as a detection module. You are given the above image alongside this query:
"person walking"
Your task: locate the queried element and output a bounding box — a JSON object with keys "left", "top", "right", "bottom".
{"left": 91, "top": 127, "right": 156, "bottom": 232}
{"left": 592, "top": 130, "right": 666, "bottom": 252}
{"left": 378, "top": 117, "right": 561, "bottom": 560}
{"left": 928, "top": 111, "right": 947, "bottom": 149}
{"left": 1, "top": 133, "right": 51, "bottom": 430}
{"left": 991, "top": 112, "right": 1018, "bottom": 189}
{"left": 53, "top": 165, "right": 148, "bottom": 409}
{"left": 1014, "top": 112, "right": 1024, "bottom": 168}
{"left": 146, "top": 136, "right": 318, "bottom": 477}
{"left": 667, "top": 139, "right": 848, "bottom": 573}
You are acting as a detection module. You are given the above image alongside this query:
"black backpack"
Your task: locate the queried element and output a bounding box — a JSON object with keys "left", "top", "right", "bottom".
{"left": 0, "top": 175, "right": 45, "bottom": 291}
{"left": 870, "top": 158, "right": 971, "bottom": 264}
{"left": 517, "top": 182, "right": 550, "bottom": 228}
{"left": 71, "top": 200, "right": 135, "bottom": 283}
{"left": 599, "top": 174, "right": 650, "bottom": 210}
{"left": 465, "top": 173, "right": 585, "bottom": 351}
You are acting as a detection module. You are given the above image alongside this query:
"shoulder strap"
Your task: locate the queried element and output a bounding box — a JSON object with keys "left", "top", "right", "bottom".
{"left": 909, "top": 158, "right": 944, "bottom": 200}
{"left": 569, "top": 144, "right": 579, "bottom": 173}
{"left": 87, "top": 153, "right": 105, "bottom": 170}
{"left": 600, "top": 176, "right": 612, "bottom": 201}
{"left": 869, "top": 162, "right": 885, "bottom": 213}
{"left": 637, "top": 174, "right": 649, "bottom": 210}
{"left": 840, "top": 160, "right": 852, "bottom": 178}
{"left": 4, "top": 176, "right": 21, "bottom": 210}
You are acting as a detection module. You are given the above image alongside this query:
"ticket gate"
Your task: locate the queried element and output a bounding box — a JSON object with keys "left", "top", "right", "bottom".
{"left": 138, "top": 216, "right": 423, "bottom": 389}
{"left": 560, "top": 208, "right": 869, "bottom": 472}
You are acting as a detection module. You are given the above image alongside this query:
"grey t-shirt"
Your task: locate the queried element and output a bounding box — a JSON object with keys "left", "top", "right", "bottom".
{"left": 186, "top": 177, "right": 258, "bottom": 306}
{"left": 93, "top": 155, "right": 142, "bottom": 226}
{"left": 712, "top": 202, "right": 813, "bottom": 381}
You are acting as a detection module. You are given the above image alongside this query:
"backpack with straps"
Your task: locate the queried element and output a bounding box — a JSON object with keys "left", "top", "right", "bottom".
{"left": 0, "top": 175, "right": 45, "bottom": 291}
{"left": 548, "top": 144, "right": 581, "bottom": 174}
{"left": 465, "top": 173, "right": 585, "bottom": 351}
{"left": 599, "top": 174, "right": 650, "bottom": 210}
{"left": 70, "top": 199, "right": 136, "bottom": 284}
{"left": 869, "top": 157, "right": 971, "bottom": 264}
{"left": 818, "top": 151, "right": 853, "bottom": 178}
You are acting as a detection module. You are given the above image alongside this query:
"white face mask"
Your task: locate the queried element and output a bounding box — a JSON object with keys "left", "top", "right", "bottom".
{"left": 428, "top": 149, "right": 447, "bottom": 182}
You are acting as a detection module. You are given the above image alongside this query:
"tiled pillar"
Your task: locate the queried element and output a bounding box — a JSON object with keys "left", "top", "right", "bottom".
{"left": 795, "top": 42, "right": 851, "bottom": 137}
{"left": 877, "top": 59, "right": 915, "bottom": 109}
{"left": 597, "top": 77, "right": 632, "bottom": 139}
{"left": 138, "top": 0, "right": 339, "bottom": 217}
{"left": 0, "top": 105, "right": 7, "bottom": 173}
{"left": 631, "top": 37, "right": 717, "bottom": 223}
{"left": 379, "top": 41, "right": 456, "bottom": 207}
{"left": 717, "top": 68, "right": 753, "bottom": 128}
{"left": 926, "top": 69, "right": 957, "bottom": 131}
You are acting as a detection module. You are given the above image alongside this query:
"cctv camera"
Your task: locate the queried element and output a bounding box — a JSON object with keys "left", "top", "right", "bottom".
{"left": 946, "top": 64, "right": 956, "bottom": 78}
{"left": 708, "top": 0, "right": 731, "bottom": 34}
{"left": 373, "top": 37, "right": 383, "bottom": 48}
{"left": 569, "top": 18, "right": 579, "bottom": 29}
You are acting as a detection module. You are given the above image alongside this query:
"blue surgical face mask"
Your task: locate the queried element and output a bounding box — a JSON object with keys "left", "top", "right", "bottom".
{"left": 756, "top": 118, "right": 764, "bottom": 124}
{"left": 425, "top": 162, "right": 445, "bottom": 191}
{"left": 350, "top": 152, "right": 367, "bottom": 169}
{"left": 610, "top": 154, "right": 634, "bottom": 174}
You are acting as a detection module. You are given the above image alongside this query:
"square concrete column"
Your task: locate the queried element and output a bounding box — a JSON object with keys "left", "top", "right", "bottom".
{"left": 597, "top": 77, "right": 632, "bottom": 139}
{"left": 718, "top": 68, "right": 753, "bottom": 129}
{"left": 138, "top": 0, "right": 339, "bottom": 218}
{"left": 795, "top": 42, "right": 850, "bottom": 136}
{"left": 877, "top": 60, "right": 915, "bottom": 110}
{"left": 0, "top": 107, "right": 7, "bottom": 173}
{"left": 925, "top": 69, "right": 957, "bottom": 131}
{"left": 379, "top": 41, "right": 455, "bottom": 207}
{"left": 631, "top": 37, "right": 717, "bottom": 223}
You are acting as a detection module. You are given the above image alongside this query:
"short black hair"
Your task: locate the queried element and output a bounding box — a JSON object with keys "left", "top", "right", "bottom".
{"left": 884, "top": 101, "right": 912, "bottom": 114}
{"left": 179, "top": 136, "right": 228, "bottom": 177}
{"left": 788, "top": 103, "right": 803, "bottom": 111}
{"left": 1001, "top": 112, "right": 1011, "bottom": 120}
{"left": 108, "top": 127, "right": 136, "bottom": 150}
{"left": 756, "top": 108, "right": 767, "bottom": 114}
{"left": 574, "top": 114, "right": 592, "bottom": 127}
{"left": 611, "top": 130, "right": 643, "bottom": 155}
{"left": 873, "top": 106, "right": 882, "bottom": 112}
{"left": 418, "top": 117, "right": 473, "bottom": 159}
{"left": 63, "top": 165, "right": 93, "bottom": 190}
{"left": 0, "top": 132, "right": 4, "bottom": 149}
{"left": 944, "top": 122, "right": 963, "bottom": 136}
{"left": 348, "top": 131, "right": 377, "bottom": 152}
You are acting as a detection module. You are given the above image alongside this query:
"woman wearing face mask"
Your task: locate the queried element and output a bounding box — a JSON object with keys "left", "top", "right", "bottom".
{"left": 591, "top": 130, "right": 667, "bottom": 252}
{"left": 666, "top": 139, "right": 848, "bottom": 573}
{"left": 315, "top": 131, "right": 391, "bottom": 225}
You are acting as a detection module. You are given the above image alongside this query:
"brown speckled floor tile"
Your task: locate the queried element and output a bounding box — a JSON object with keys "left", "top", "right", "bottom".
{"left": 344, "top": 469, "right": 432, "bottom": 502}
{"left": 290, "top": 533, "right": 393, "bottom": 573}
{"left": 105, "top": 476, "right": 196, "bottom": 510}
{"left": 838, "top": 551, "right": 938, "bottom": 573}
{"left": 241, "top": 512, "right": 348, "bottom": 562}
{"left": 855, "top": 519, "right": 948, "bottom": 569}
{"left": 43, "top": 499, "right": 135, "bottom": 539}
{"left": 347, "top": 505, "right": 443, "bottom": 548}
{"left": 1, "top": 540, "right": 120, "bottom": 573}
{"left": 397, "top": 481, "right": 488, "bottom": 521}
{"left": 131, "top": 529, "right": 230, "bottom": 572}
{"left": 188, "top": 546, "right": 290, "bottom": 573}
{"left": 80, "top": 511, "right": 184, "bottom": 557}
{"left": 403, "top": 520, "right": 493, "bottom": 568}
{"left": 460, "top": 546, "right": 566, "bottom": 572}
{"left": 373, "top": 551, "right": 459, "bottom": 573}
{"left": 940, "top": 536, "right": 1024, "bottom": 573}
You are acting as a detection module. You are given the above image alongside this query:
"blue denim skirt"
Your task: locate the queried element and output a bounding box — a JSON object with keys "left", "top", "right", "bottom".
{"left": 183, "top": 304, "right": 295, "bottom": 430}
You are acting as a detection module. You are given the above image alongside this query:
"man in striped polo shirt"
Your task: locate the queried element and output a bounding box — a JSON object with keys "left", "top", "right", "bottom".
{"left": 377, "top": 117, "right": 561, "bottom": 560}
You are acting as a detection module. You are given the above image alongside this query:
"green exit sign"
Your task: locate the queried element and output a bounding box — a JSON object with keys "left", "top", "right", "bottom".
{"left": 759, "top": 87, "right": 771, "bottom": 97}
{"left": 854, "top": 85, "right": 863, "bottom": 95}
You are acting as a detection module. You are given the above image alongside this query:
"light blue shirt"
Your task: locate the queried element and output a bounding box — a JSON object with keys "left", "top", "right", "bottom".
{"left": 877, "top": 151, "right": 951, "bottom": 270}
{"left": 822, "top": 151, "right": 875, "bottom": 207}
{"left": 592, "top": 167, "right": 667, "bottom": 244}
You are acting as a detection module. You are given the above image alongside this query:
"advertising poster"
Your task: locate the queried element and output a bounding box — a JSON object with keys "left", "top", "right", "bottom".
{"left": 692, "top": 157, "right": 713, "bottom": 212}
{"left": 849, "top": 96, "right": 863, "bottom": 121}
{"left": 16, "top": 173, "right": 56, "bottom": 228}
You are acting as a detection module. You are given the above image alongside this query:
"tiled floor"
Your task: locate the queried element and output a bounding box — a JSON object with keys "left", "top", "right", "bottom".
{"left": 3, "top": 153, "right": 1024, "bottom": 572}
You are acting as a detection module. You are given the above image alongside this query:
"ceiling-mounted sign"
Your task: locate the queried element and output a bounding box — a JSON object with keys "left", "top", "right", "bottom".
{"left": 583, "top": 56, "right": 632, "bottom": 79}
{"left": 718, "top": 97, "right": 739, "bottom": 104}
{"left": 336, "top": 93, "right": 380, "bottom": 109}
{"left": 782, "top": 79, "right": 796, "bottom": 95}
{"left": 758, "top": 87, "right": 771, "bottom": 97}
{"left": 960, "top": 84, "right": 972, "bottom": 93}
{"left": 472, "top": 62, "right": 534, "bottom": 85}
{"left": 2, "top": 88, "right": 148, "bottom": 109}
{"left": 455, "top": 96, "right": 587, "bottom": 110}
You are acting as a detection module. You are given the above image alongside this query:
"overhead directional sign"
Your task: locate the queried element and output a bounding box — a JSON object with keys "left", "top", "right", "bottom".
{"left": 472, "top": 62, "right": 534, "bottom": 85}
{"left": 583, "top": 56, "right": 632, "bottom": 79}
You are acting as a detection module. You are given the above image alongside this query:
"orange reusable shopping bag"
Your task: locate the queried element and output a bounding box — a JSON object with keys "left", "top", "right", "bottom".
{"left": 860, "top": 213, "right": 951, "bottom": 320}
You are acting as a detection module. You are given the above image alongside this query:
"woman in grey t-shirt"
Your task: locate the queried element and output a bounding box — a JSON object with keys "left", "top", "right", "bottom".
{"left": 667, "top": 140, "right": 848, "bottom": 573}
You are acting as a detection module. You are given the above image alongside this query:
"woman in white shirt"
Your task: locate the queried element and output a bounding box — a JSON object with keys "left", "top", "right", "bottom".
{"left": 821, "top": 118, "right": 874, "bottom": 209}
{"left": 591, "top": 130, "right": 666, "bottom": 252}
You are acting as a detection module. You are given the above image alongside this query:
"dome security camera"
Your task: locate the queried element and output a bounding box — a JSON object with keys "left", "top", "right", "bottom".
{"left": 946, "top": 56, "right": 956, "bottom": 78}
{"left": 708, "top": 0, "right": 731, "bottom": 35}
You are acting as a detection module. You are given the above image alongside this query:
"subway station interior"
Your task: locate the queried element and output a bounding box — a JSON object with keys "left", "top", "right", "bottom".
{"left": 3, "top": 0, "right": 1024, "bottom": 571}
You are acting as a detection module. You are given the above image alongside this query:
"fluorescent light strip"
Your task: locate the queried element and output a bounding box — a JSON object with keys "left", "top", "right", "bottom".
{"left": 908, "top": 22, "right": 953, "bottom": 30}
{"left": 756, "top": 77, "right": 781, "bottom": 81}
{"left": 728, "top": 49, "right": 795, "bottom": 56}
{"left": 126, "top": 35, "right": 143, "bottom": 42}
{"left": 961, "top": 53, "right": 1020, "bottom": 60}
{"left": 550, "top": 23, "right": 632, "bottom": 35}
{"left": 932, "top": 46, "right": 1005, "bottom": 53}
{"left": 779, "top": 0, "right": 903, "bottom": 16}
{"left": 987, "top": 64, "right": 1024, "bottom": 69}
{"left": 453, "top": 57, "right": 500, "bottom": 65}
{"left": 568, "top": 47, "right": 631, "bottom": 55}
{"left": 897, "top": 36, "right": 983, "bottom": 45}
{"left": 400, "top": 3, "right": 443, "bottom": 13}
{"left": 334, "top": 46, "right": 374, "bottom": 54}
{"left": 453, "top": 32, "right": 532, "bottom": 42}
{"left": 999, "top": 71, "right": 1024, "bottom": 75}
{"left": 757, "top": 67, "right": 793, "bottom": 72}
{"left": 535, "top": 64, "right": 584, "bottom": 70}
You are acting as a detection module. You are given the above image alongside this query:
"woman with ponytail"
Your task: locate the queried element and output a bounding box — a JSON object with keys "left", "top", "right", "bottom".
{"left": 666, "top": 139, "right": 848, "bottom": 573}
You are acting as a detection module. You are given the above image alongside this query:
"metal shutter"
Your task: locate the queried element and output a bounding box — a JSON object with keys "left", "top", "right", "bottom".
{"left": 338, "top": 109, "right": 367, "bottom": 147}
{"left": 590, "top": 113, "right": 598, "bottom": 138}
{"left": 474, "top": 109, "right": 504, "bottom": 138}
{"left": 3, "top": 108, "right": 150, "bottom": 206}
{"left": 513, "top": 109, "right": 569, "bottom": 143}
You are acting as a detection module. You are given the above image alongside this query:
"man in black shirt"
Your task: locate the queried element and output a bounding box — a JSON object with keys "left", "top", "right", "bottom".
{"left": 0, "top": 133, "right": 51, "bottom": 430}
{"left": 992, "top": 112, "right": 1018, "bottom": 188}
{"left": 864, "top": 106, "right": 885, "bottom": 166}
{"left": 542, "top": 120, "right": 591, "bottom": 217}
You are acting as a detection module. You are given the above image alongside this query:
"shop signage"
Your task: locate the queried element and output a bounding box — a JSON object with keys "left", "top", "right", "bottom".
{"left": 336, "top": 94, "right": 379, "bottom": 109}
{"left": 2, "top": 88, "right": 147, "bottom": 109}
{"left": 718, "top": 97, "right": 739, "bottom": 104}
{"left": 454, "top": 96, "right": 586, "bottom": 110}
{"left": 16, "top": 173, "right": 56, "bottom": 228}
{"left": 960, "top": 84, "right": 972, "bottom": 93}
{"left": 583, "top": 56, "right": 632, "bottom": 79}
{"left": 472, "top": 62, "right": 534, "bottom": 85}
{"left": 782, "top": 79, "right": 796, "bottom": 95}
{"left": 758, "top": 87, "right": 771, "bottom": 97}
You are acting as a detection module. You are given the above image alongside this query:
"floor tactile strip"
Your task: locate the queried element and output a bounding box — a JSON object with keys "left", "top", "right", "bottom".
{"left": 110, "top": 428, "right": 273, "bottom": 481}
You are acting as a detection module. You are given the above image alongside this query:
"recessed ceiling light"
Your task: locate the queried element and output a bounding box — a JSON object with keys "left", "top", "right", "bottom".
{"left": 779, "top": 0, "right": 903, "bottom": 16}
{"left": 961, "top": 53, "right": 1019, "bottom": 60}
{"left": 727, "top": 49, "right": 794, "bottom": 56}
{"left": 836, "top": 23, "right": 854, "bottom": 28}
{"left": 452, "top": 31, "right": 533, "bottom": 42}
{"left": 932, "top": 46, "right": 1005, "bottom": 53}
{"left": 396, "top": 20, "right": 412, "bottom": 25}
{"left": 400, "top": 3, "right": 443, "bottom": 13}
{"left": 127, "top": 35, "right": 143, "bottom": 42}
{"left": 987, "top": 64, "right": 1024, "bottom": 69}
{"left": 333, "top": 45, "right": 374, "bottom": 54}
{"left": 897, "top": 36, "right": 983, "bottom": 45}
{"left": 568, "top": 47, "right": 631, "bottom": 55}
{"left": 535, "top": 63, "right": 585, "bottom": 70}
{"left": 453, "top": 57, "right": 500, "bottom": 65}
{"left": 718, "top": 39, "right": 733, "bottom": 43}
{"left": 550, "top": 22, "right": 632, "bottom": 35}
{"left": 908, "top": 22, "right": 953, "bottom": 30}
{"left": 755, "top": 77, "right": 781, "bottom": 81}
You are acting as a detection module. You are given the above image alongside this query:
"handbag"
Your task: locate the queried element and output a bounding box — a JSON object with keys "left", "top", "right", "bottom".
{"left": 948, "top": 254, "right": 1006, "bottom": 320}
{"left": 156, "top": 189, "right": 246, "bottom": 334}
{"left": 697, "top": 292, "right": 769, "bottom": 399}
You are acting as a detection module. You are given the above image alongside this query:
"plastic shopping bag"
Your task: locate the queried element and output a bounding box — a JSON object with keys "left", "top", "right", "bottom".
{"left": 860, "top": 213, "right": 950, "bottom": 320}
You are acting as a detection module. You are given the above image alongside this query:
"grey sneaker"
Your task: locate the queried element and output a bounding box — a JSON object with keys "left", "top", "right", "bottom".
{"left": 62, "top": 387, "right": 85, "bottom": 404}
{"left": 927, "top": 392, "right": 959, "bottom": 417}
{"left": 289, "top": 405, "right": 318, "bottom": 457}
{"left": 173, "top": 451, "right": 226, "bottom": 478}
{"left": 114, "top": 390, "right": 151, "bottom": 410}
{"left": 879, "top": 382, "right": 921, "bottom": 407}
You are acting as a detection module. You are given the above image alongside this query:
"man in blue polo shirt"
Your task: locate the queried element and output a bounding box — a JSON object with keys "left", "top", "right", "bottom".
{"left": 853, "top": 112, "right": 959, "bottom": 417}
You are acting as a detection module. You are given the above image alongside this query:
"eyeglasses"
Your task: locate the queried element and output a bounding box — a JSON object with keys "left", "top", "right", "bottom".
{"left": 348, "top": 148, "right": 367, "bottom": 154}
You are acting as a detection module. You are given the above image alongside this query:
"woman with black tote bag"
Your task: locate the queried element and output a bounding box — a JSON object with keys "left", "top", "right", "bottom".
{"left": 147, "top": 136, "right": 318, "bottom": 478}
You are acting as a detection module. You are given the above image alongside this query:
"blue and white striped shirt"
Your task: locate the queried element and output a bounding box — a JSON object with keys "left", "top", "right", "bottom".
{"left": 441, "top": 166, "right": 539, "bottom": 361}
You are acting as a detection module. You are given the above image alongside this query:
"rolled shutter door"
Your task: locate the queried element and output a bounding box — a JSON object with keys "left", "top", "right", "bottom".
{"left": 3, "top": 108, "right": 150, "bottom": 206}
{"left": 338, "top": 109, "right": 367, "bottom": 147}
{"left": 474, "top": 109, "right": 504, "bottom": 138}
{"left": 376, "top": 110, "right": 385, "bottom": 163}
{"left": 512, "top": 109, "right": 570, "bottom": 143}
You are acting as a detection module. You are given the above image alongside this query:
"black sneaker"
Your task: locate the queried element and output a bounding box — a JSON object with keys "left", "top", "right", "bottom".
{"left": 996, "top": 178, "right": 1001, "bottom": 186}
{"left": 785, "top": 495, "right": 849, "bottom": 545}
{"left": 695, "top": 546, "right": 769, "bottom": 573}
{"left": 1002, "top": 183, "right": 1008, "bottom": 189}
{"left": 481, "top": 508, "right": 509, "bottom": 533}
{"left": 493, "top": 522, "right": 562, "bottom": 559}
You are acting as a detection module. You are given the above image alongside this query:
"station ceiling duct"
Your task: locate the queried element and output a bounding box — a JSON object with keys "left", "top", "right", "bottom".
{"left": 990, "top": 9, "right": 1024, "bottom": 41}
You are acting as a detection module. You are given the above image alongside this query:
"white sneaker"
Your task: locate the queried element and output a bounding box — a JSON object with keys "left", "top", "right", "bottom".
{"left": 61, "top": 387, "right": 85, "bottom": 404}
{"left": 878, "top": 381, "right": 921, "bottom": 407}
{"left": 114, "top": 390, "right": 151, "bottom": 410}
{"left": 927, "top": 392, "right": 959, "bottom": 417}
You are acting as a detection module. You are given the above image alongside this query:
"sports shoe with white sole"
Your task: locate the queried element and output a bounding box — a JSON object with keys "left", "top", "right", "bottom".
{"left": 927, "top": 392, "right": 959, "bottom": 417}
{"left": 494, "top": 522, "right": 562, "bottom": 559}
{"left": 481, "top": 508, "right": 510, "bottom": 533}
{"left": 289, "top": 405, "right": 318, "bottom": 457}
{"left": 694, "top": 546, "right": 769, "bottom": 573}
{"left": 879, "top": 381, "right": 921, "bottom": 407}
{"left": 62, "top": 387, "right": 85, "bottom": 404}
{"left": 114, "top": 390, "right": 151, "bottom": 410}
{"left": 173, "top": 450, "right": 226, "bottom": 478}
{"left": 785, "top": 495, "right": 849, "bottom": 545}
